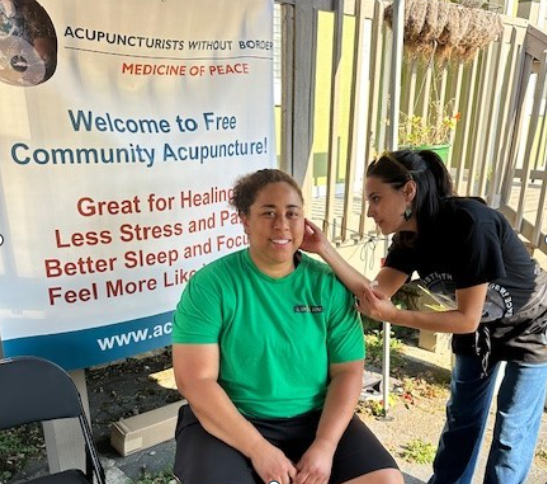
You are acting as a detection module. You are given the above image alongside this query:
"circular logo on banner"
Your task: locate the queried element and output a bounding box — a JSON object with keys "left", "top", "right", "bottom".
{"left": 0, "top": 0, "right": 57, "bottom": 86}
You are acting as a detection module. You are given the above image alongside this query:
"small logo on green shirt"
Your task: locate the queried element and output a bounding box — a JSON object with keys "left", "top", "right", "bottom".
{"left": 294, "top": 305, "right": 323, "bottom": 313}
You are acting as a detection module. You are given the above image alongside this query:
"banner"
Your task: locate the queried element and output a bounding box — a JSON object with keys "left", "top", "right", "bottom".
{"left": 0, "top": 0, "right": 275, "bottom": 369}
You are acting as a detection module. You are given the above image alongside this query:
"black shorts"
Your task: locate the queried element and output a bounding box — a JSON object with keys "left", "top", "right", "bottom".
{"left": 174, "top": 405, "right": 398, "bottom": 484}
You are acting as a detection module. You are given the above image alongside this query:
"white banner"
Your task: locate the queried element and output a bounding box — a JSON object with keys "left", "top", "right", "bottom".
{"left": 0, "top": 0, "right": 275, "bottom": 369}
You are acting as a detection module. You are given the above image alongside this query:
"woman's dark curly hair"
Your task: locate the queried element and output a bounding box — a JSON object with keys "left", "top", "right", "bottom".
{"left": 230, "top": 169, "right": 303, "bottom": 216}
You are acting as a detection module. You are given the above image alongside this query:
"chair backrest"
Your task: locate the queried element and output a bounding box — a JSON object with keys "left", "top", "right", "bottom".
{"left": 0, "top": 356, "right": 82, "bottom": 429}
{"left": 0, "top": 356, "right": 106, "bottom": 484}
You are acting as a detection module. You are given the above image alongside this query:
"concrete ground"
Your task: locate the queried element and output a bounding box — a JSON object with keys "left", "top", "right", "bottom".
{"left": 363, "top": 387, "right": 547, "bottom": 484}
{"left": 9, "top": 344, "right": 546, "bottom": 484}
{"left": 102, "top": 398, "right": 547, "bottom": 484}
{"left": 363, "top": 345, "right": 547, "bottom": 484}
{"left": 97, "top": 345, "right": 547, "bottom": 484}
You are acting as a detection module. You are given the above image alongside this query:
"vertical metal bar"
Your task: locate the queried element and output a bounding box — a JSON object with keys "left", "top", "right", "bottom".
{"left": 420, "top": 64, "right": 433, "bottom": 124}
{"left": 481, "top": 40, "right": 504, "bottom": 200}
{"left": 489, "top": 28, "right": 522, "bottom": 207}
{"left": 400, "top": 59, "right": 410, "bottom": 115}
{"left": 532, "top": 56, "right": 547, "bottom": 176}
{"left": 455, "top": 58, "right": 478, "bottom": 194}
{"left": 292, "top": 1, "right": 318, "bottom": 214}
{"left": 438, "top": 64, "right": 449, "bottom": 111}
{"left": 280, "top": 4, "right": 294, "bottom": 175}
{"left": 446, "top": 62, "right": 464, "bottom": 171}
{"left": 388, "top": 0, "right": 403, "bottom": 151}
{"left": 501, "top": 53, "right": 532, "bottom": 206}
{"left": 378, "top": 28, "right": 392, "bottom": 152}
{"left": 324, "top": 0, "right": 345, "bottom": 238}
{"left": 407, "top": 61, "right": 418, "bottom": 119}
{"left": 342, "top": 1, "right": 367, "bottom": 241}
{"left": 469, "top": 45, "right": 494, "bottom": 197}
{"left": 359, "top": 0, "right": 384, "bottom": 236}
{"left": 516, "top": 51, "right": 547, "bottom": 232}
{"left": 532, "top": 144, "right": 547, "bottom": 246}
{"left": 382, "top": 0, "right": 404, "bottom": 417}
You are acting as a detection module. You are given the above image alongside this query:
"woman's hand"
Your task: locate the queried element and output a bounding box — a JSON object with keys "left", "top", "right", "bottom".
{"left": 249, "top": 439, "right": 297, "bottom": 484}
{"left": 293, "top": 438, "right": 335, "bottom": 484}
{"left": 300, "top": 219, "right": 329, "bottom": 256}
{"left": 357, "top": 286, "right": 398, "bottom": 322}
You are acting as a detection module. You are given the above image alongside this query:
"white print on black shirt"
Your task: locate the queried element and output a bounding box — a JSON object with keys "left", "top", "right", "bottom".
{"left": 422, "top": 272, "right": 514, "bottom": 321}
{"left": 487, "top": 283, "right": 514, "bottom": 319}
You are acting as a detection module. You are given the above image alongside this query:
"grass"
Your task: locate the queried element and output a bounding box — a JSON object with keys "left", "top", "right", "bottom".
{"left": 536, "top": 442, "right": 547, "bottom": 465}
{"left": 132, "top": 469, "right": 175, "bottom": 483}
{"left": 357, "top": 396, "right": 396, "bottom": 418}
{"left": 364, "top": 330, "right": 405, "bottom": 370}
{"left": 0, "top": 424, "right": 44, "bottom": 482}
{"left": 396, "top": 374, "right": 449, "bottom": 409}
{"left": 400, "top": 438, "right": 437, "bottom": 464}
{"left": 363, "top": 328, "right": 451, "bottom": 416}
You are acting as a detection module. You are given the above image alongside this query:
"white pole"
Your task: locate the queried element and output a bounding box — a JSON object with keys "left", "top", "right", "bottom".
{"left": 382, "top": 0, "right": 405, "bottom": 416}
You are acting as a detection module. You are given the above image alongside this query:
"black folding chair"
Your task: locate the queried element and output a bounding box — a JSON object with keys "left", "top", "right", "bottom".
{"left": 0, "top": 356, "right": 106, "bottom": 484}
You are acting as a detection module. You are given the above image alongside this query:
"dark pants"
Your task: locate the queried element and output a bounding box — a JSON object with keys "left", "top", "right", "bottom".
{"left": 174, "top": 405, "right": 398, "bottom": 484}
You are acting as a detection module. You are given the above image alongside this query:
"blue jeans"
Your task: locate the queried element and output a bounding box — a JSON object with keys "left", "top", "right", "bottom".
{"left": 428, "top": 355, "right": 547, "bottom": 484}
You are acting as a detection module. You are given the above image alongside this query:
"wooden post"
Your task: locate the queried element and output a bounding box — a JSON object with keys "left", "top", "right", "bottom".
{"left": 517, "top": 0, "right": 547, "bottom": 27}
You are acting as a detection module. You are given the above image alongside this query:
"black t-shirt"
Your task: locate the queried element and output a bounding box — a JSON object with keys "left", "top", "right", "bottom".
{"left": 385, "top": 197, "right": 547, "bottom": 363}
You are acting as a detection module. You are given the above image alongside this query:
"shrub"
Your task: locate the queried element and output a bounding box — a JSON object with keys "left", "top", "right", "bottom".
{"left": 401, "top": 439, "right": 437, "bottom": 464}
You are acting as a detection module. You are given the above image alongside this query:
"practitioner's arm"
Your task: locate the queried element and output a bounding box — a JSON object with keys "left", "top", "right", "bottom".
{"left": 301, "top": 219, "right": 408, "bottom": 298}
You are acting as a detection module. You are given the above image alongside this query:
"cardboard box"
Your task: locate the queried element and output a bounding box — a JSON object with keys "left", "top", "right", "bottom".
{"left": 111, "top": 400, "right": 186, "bottom": 456}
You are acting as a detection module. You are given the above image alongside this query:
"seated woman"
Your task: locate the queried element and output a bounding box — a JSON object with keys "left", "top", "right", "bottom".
{"left": 172, "top": 169, "right": 402, "bottom": 484}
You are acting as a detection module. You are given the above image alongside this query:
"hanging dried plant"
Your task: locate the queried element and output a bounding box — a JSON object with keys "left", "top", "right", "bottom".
{"left": 384, "top": 0, "right": 504, "bottom": 62}
{"left": 405, "top": 0, "right": 427, "bottom": 43}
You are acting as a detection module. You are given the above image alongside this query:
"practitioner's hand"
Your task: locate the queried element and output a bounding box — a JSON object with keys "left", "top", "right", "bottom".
{"left": 293, "top": 438, "right": 335, "bottom": 484}
{"left": 300, "top": 219, "right": 329, "bottom": 256}
{"left": 248, "top": 439, "right": 297, "bottom": 484}
{"left": 357, "top": 286, "right": 398, "bottom": 322}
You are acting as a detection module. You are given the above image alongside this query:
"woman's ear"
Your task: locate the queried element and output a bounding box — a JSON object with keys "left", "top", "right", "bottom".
{"left": 241, "top": 213, "right": 250, "bottom": 235}
{"left": 404, "top": 180, "right": 417, "bottom": 203}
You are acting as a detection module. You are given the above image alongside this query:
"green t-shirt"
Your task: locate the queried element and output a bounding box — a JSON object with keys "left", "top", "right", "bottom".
{"left": 172, "top": 249, "right": 365, "bottom": 418}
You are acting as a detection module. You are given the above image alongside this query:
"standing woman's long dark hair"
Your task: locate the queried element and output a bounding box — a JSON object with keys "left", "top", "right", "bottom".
{"left": 366, "top": 149, "right": 454, "bottom": 235}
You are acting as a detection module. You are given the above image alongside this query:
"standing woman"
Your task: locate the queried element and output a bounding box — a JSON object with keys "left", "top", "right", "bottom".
{"left": 172, "top": 169, "right": 402, "bottom": 484}
{"left": 302, "top": 150, "right": 547, "bottom": 484}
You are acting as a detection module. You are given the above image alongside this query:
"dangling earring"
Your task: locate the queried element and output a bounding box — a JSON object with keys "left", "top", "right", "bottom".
{"left": 403, "top": 207, "right": 412, "bottom": 221}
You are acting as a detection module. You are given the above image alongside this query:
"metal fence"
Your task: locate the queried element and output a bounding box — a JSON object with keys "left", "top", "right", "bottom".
{"left": 275, "top": 0, "right": 547, "bottom": 254}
